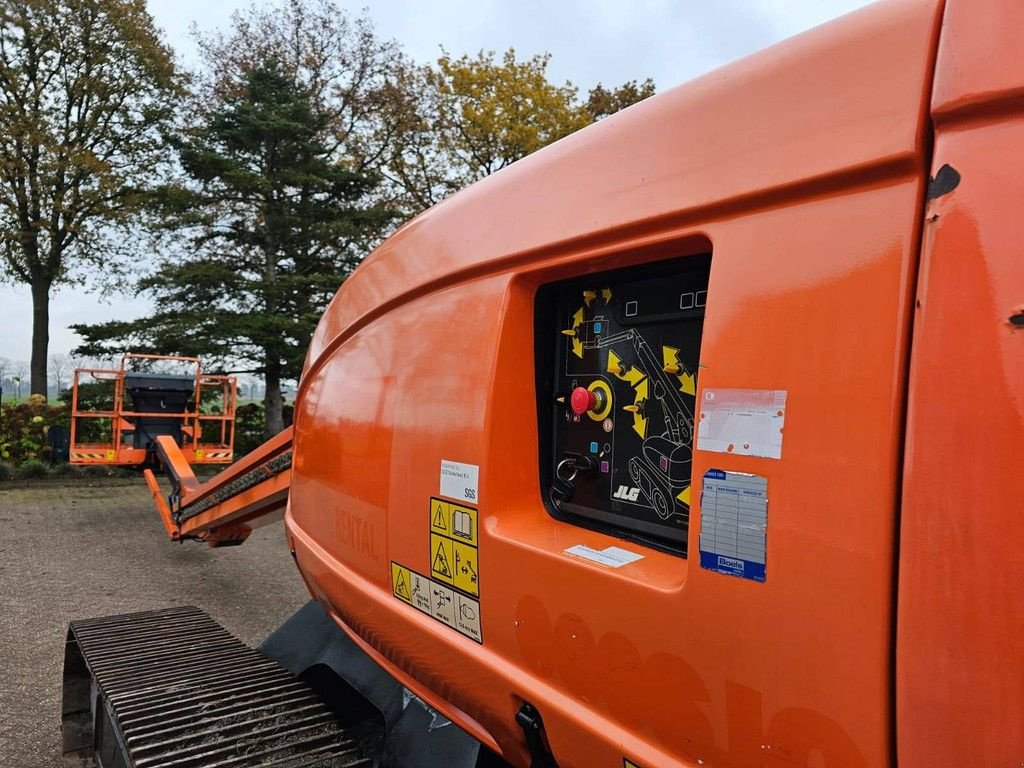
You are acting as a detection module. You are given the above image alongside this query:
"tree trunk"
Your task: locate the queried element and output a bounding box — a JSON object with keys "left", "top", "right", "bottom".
{"left": 263, "top": 360, "right": 284, "bottom": 440}
{"left": 30, "top": 278, "right": 50, "bottom": 398}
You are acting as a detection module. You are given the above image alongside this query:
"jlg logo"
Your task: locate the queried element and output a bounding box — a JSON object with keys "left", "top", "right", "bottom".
{"left": 612, "top": 485, "right": 642, "bottom": 502}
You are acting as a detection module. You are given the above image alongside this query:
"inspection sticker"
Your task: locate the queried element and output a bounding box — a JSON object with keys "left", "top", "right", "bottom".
{"left": 390, "top": 561, "right": 482, "bottom": 644}
{"left": 440, "top": 460, "right": 479, "bottom": 504}
{"left": 696, "top": 388, "right": 787, "bottom": 459}
{"left": 698, "top": 469, "right": 768, "bottom": 582}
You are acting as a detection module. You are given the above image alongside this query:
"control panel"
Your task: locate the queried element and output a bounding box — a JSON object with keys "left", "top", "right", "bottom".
{"left": 536, "top": 254, "right": 711, "bottom": 552}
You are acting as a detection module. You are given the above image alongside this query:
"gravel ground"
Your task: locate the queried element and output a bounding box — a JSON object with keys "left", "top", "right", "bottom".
{"left": 0, "top": 482, "right": 309, "bottom": 767}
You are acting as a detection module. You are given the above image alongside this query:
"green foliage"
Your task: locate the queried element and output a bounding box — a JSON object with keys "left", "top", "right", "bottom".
{"left": 0, "top": 461, "right": 13, "bottom": 481}
{"left": 233, "top": 402, "right": 294, "bottom": 456}
{"left": 15, "top": 458, "right": 50, "bottom": 479}
{"left": 0, "top": 401, "right": 69, "bottom": 463}
{"left": 74, "top": 60, "right": 394, "bottom": 438}
{"left": 57, "top": 381, "right": 115, "bottom": 444}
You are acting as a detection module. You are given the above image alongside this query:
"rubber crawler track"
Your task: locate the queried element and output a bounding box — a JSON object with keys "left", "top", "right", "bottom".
{"left": 63, "top": 606, "right": 369, "bottom": 767}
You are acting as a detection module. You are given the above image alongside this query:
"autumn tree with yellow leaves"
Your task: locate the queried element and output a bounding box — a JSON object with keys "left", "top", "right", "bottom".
{"left": 380, "top": 48, "right": 654, "bottom": 212}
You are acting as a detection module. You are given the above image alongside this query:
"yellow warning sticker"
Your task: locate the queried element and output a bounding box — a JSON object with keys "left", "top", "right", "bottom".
{"left": 452, "top": 540, "right": 479, "bottom": 596}
{"left": 427, "top": 497, "right": 480, "bottom": 600}
{"left": 391, "top": 562, "right": 412, "bottom": 604}
{"left": 430, "top": 533, "right": 455, "bottom": 586}
{"left": 105, "top": 449, "right": 115, "bottom": 461}
{"left": 429, "top": 497, "right": 451, "bottom": 537}
{"left": 449, "top": 503, "right": 478, "bottom": 547}
{"left": 389, "top": 561, "right": 481, "bottom": 643}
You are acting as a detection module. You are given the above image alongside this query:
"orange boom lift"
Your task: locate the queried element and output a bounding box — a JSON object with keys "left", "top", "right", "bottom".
{"left": 60, "top": 1, "right": 1024, "bottom": 766}
{"left": 69, "top": 354, "right": 237, "bottom": 468}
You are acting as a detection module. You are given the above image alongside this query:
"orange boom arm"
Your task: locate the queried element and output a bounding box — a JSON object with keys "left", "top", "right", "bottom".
{"left": 144, "top": 426, "right": 292, "bottom": 547}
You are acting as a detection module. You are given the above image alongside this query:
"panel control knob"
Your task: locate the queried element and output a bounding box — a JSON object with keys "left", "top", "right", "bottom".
{"left": 570, "top": 386, "right": 598, "bottom": 416}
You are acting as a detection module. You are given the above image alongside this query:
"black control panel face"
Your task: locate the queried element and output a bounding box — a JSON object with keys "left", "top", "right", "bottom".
{"left": 536, "top": 254, "right": 711, "bottom": 551}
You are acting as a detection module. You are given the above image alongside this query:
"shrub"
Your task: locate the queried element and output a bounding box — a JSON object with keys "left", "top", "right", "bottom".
{"left": 15, "top": 458, "right": 51, "bottom": 480}
{"left": 0, "top": 401, "right": 70, "bottom": 464}
{"left": 0, "top": 461, "right": 13, "bottom": 481}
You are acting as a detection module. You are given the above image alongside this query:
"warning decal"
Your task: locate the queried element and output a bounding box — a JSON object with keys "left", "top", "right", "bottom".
{"left": 390, "top": 561, "right": 482, "bottom": 644}
{"left": 430, "top": 533, "right": 455, "bottom": 584}
{"left": 450, "top": 503, "right": 478, "bottom": 546}
{"left": 430, "top": 498, "right": 451, "bottom": 537}
{"left": 453, "top": 541, "right": 478, "bottom": 595}
{"left": 429, "top": 497, "right": 480, "bottom": 597}
{"left": 391, "top": 562, "right": 412, "bottom": 604}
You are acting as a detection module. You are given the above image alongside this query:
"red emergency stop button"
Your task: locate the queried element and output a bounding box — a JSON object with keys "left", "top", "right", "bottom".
{"left": 570, "top": 386, "right": 598, "bottom": 415}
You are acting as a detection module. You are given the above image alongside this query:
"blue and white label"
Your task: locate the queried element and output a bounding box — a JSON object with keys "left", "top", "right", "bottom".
{"left": 699, "top": 469, "right": 767, "bottom": 582}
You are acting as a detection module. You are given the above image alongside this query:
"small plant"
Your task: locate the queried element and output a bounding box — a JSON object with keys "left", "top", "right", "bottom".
{"left": 0, "top": 461, "right": 14, "bottom": 481}
{"left": 15, "top": 458, "right": 51, "bottom": 480}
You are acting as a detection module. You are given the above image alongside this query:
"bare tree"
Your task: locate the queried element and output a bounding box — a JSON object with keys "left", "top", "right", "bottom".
{"left": 49, "top": 351, "right": 70, "bottom": 395}
{"left": 11, "top": 358, "right": 27, "bottom": 400}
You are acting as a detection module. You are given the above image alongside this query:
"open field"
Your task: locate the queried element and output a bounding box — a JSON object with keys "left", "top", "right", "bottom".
{"left": 0, "top": 482, "right": 309, "bottom": 767}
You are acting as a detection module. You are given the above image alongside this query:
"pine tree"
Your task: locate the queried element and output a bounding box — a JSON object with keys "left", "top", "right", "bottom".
{"left": 74, "top": 60, "right": 394, "bottom": 437}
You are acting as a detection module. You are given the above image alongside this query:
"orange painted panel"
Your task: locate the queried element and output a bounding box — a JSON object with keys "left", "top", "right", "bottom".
{"left": 288, "top": 1, "right": 946, "bottom": 766}
{"left": 931, "top": 0, "right": 1024, "bottom": 124}
{"left": 898, "top": 5, "right": 1024, "bottom": 760}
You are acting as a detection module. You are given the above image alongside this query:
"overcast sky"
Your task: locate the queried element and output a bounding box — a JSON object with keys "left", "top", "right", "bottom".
{"left": 0, "top": 0, "right": 874, "bottom": 364}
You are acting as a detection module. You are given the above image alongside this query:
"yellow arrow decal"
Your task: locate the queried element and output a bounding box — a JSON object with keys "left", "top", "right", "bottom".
{"left": 680, "top": 372, "right": 696, "bottom": 396}
{"left": 582, "top": 290, "right": 596, "bottom": 306}
{"left": 663, "top": 346, "right": 680, "bottom": 372}
{"left": 601, "top": 288, "right": 612, "bottom": 304}
{"left": 632, "top": 409, "right": 648, "bottom": 439}
{"left": 568, "top": 307, "right": 586, "bottom": 358}
{"left": 608, "top": 350, "right": 646, "bottom": 385}
{"left": 663, "top": 345, "right": 696, "bottom": 394}
{"left": 631, "top": 379, "right": 648, "bottom": 438}
{"left": 677, "top": 486, "right": 691, "bottom": 505}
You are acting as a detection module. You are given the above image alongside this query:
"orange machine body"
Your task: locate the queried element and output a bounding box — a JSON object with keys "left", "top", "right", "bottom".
{"left": 272, "top": 1, "right": 1022, "bottom": 765}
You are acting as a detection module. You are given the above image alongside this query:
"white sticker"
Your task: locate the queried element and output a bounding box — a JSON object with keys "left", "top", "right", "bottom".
{"left": 564, "top": 544, "right": 645, "bottom": 568}
{"left": 455, "top": 593, "right": 482, "bottom": 642}
{"left": 440, "top": 460, "right": 480, "bottom": 504}
{"left": 391, "top": 561, "right": 482, "bottom": 643}
{"left": 410, "top": 572, "right": 432, "bottom": 614}
{"left": 696, "top": 389, "right": 787, "bottom": 459}
{"left": 429, "top": 582, "right": 457, "bottom": 629}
